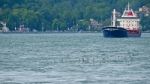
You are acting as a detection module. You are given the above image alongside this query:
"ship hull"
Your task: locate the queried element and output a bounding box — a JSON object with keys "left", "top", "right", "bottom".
{"left": 127, "top": 30, "right": 141, "bottom": 37}
{"left": 102, "top": 27, "right": 128, "bottom": 37}
{"left": 102, "top": 27, "right": 141, "bottom": 37}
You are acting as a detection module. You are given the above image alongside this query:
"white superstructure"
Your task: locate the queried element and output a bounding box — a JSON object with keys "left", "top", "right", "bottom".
{"left": 117, "top": 3, "right": 140, "bottom": 30}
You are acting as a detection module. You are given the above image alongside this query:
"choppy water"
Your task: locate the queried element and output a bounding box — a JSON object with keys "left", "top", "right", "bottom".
{"left": 0, "top": 33, "right": 150, "bottom": 84}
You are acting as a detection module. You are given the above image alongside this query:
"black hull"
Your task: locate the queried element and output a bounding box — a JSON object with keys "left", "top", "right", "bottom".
{"left": 102, "top": 27, "right": 128, "bottom": 37}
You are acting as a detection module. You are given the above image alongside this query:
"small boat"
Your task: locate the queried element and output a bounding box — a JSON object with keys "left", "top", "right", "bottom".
{"left": 102, "top": 3, "right": 141, "bottom": 37}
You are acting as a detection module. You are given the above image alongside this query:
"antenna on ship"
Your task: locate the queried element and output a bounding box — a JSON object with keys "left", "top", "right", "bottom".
{"left": 127, "top": 2, "right": 130, "bottom": 10}
{"left": 112, "top": 9, "right": 116, "bottom": 27}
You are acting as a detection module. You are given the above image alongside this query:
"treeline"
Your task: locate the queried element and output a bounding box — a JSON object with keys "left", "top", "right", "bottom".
{"left": 0, "top": 0, "right": 150, "bottom": 31}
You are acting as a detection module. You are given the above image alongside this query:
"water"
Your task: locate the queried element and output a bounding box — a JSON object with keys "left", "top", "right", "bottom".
{"left": 0, "top": 33, "right": 150, "bottom": 84}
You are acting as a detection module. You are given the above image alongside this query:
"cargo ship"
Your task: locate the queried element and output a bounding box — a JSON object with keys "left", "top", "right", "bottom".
{"left": 102, "top": 3, "right": 141, "bottom": 37}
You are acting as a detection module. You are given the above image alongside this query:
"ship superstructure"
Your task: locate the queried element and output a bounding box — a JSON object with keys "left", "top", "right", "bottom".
{"left": 117, "top": 3, "right": 141, "bottom": 37}
{"left": 102, "top": 3, "right": 141, "bottom": 37}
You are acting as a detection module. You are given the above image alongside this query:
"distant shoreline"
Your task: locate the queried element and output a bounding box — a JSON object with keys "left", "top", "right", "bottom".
{"left": 0, "top": 31, "right": 150, "bottom": 34}
{"left": 0, "top": 31, "right": 100, "bottom": 34}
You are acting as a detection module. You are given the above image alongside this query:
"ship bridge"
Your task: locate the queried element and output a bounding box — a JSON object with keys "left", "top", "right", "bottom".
{"left": 117, "top": 3, "right": 140, "bottom": 30}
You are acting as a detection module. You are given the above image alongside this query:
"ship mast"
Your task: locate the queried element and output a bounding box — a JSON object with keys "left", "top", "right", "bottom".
{"left": 112, "top": 9, "right": 116, "bottom": 27}
{"left": 127, "top": 2, "right": 130, "bottom": 11}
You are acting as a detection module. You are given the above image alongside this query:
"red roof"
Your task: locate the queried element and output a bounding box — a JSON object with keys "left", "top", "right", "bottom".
{"left": 127, "top": 11, "right": 133, "bottom": 16}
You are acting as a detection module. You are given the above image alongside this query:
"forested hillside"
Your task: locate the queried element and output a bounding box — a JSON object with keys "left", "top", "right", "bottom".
{"left": 0, "top": 0, "right": 150, "bottom": 31}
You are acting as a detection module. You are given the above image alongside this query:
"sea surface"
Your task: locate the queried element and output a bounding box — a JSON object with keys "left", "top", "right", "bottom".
{"left": 0, "top": 33, "right": 150, "bottom": 84}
